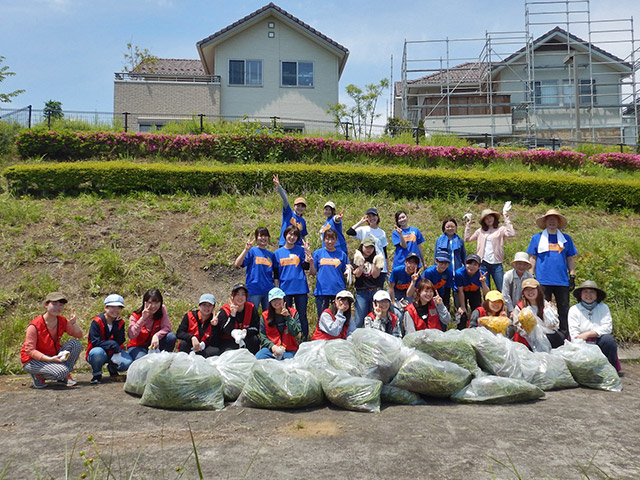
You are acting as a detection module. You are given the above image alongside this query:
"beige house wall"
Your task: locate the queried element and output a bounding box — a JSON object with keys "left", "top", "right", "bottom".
{"left": 113, "top": 81, "right": 220, "bottom": 130}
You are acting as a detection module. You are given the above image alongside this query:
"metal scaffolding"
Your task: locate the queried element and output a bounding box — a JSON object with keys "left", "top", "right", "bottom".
{"left": 398, "top": 0, "right": 639, "bottom": 148}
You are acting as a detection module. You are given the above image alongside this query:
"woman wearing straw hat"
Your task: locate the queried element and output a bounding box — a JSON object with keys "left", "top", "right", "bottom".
{"left": 526, "top": 209, "right": 578, "bottom": 337}
{"left": 464, "top": 207, "right": 515, "bottom": 292}
{"left": 568, "top": 280, "right": 620, "bottom": 371}
{"left": 501, "top": 252, "right": 534, "bottom": 315}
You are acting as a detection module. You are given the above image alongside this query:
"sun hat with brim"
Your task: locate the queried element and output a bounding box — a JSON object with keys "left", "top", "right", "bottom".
{"left": 231, "top": 283, "right": 249, "bottom": 295}
{"left": 336, "top": 290, "right": 354, "bottom": 301}
{"left": 361, "top": 236, "right": 376, "bottom": 247}
{"left": 104, "top": 294, "right": 125, "bottom": 307}
{"left": 510, "top": 251, "right": 532, "bottom": 268}
{"left": 373, "top": 290, "right": 391, "bottom": 302}
{"left": 293, "top": 197, "right": 307, "bottom": 206}
{"left": 268, "top": 288, "right": 286, "bottom": 303}
{"left": 44, "top": 292, "right": 68, "bottom": 304}
{"left": 536, "top": 209, "right": 568, "bottom": 229}
{"left": 521, "top": 278, "right": 540, "bottom": 290}
{"left": 480, "top": 209, "right": 501, "bottom": 224}
{"left": 485, "top": 290, "right": 503, "bottom": 302}
{"left": 573, "top": 280, "right": 606, "bottom": 303}
{"left": 199, "top": 293, "right": 216, "bottom": 305}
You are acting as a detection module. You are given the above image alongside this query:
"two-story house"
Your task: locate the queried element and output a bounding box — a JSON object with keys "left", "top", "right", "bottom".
{"left": 114, "top": 3, "right": 349, "bottom": 132}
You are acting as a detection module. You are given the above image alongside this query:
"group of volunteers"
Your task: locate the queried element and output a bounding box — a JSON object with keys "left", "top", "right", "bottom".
{"left": 20, "top": 175, "right": 621, "bottom": 388}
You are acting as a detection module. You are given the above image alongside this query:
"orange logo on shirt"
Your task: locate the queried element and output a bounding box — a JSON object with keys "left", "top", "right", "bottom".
{"left": 255, "top": 257, "right": 272, "bottom": 267}
{"left": 320, "top": 258, "right": 342, "bottom": 268}
{"left": 433, "top": 279, "right": 446, "bottom": 290}
{"left": 280, "top": 255, "right": 301, "bottom": 267}
{"left": 289, "top": 217, "right": 303, "bottom": 231}
{"left": 403, "top": 233, "right": 417, "bottom": 243}
{"left": 549, "top": 243, "right": 565, "bottom": 253}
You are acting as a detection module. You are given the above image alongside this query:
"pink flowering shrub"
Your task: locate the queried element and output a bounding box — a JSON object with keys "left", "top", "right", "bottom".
{"left": 13, "top": 130, "right": 640, "bottom": 171}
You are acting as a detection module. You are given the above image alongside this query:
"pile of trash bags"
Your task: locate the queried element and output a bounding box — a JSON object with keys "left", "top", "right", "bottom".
{"left": 124, "top": 327, "right": 621, "bottom": 412}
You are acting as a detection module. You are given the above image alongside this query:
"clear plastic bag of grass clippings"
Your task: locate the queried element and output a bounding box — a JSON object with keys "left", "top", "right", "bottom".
{"left": 528, "top": 352, "right": 578, "bottom": 391}
{"left": 350, "top": 328, "right": 407, "bottom": 384}
{"left": 124, "top": 351, "right": 174, "bottom": 396}
{"left": 390, "top": 350, "right": 472, "bottom": 398}
{"left": 403, "top": 329, "right": 481, "bottom": 376}
{"left": 381, "top": 385, "right": 426, "bottom": 405}
{"left": 324, "top": 339, "right": 363, "bottom": 377}
{"left": 291, "top": 340, "right": 329, "bottom": 376}
{"left": 321, "top": 369, "right": 382, "bottom": 413}
{"left": 235, "top": 359, "right": 324, "bottom": 409}
{"left": 207, "top": 348, "right": 257, "bottom": 401}
{"left": 451, "top": 375, "right": 545, "bottom": 404}
{"left": 553, "top": 341, "right": 622, "bottom": 392}
{"left": 140, "top": 353, "right": 224, "bottom": 410}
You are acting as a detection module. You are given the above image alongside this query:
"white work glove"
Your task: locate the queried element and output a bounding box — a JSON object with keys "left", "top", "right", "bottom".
{"left": 373, "top": 253, "right": 385, "bottom": 269}
{"left": 231, "top": 329, "right": 247, "bottom": 348}
{"left": 503, "top": 201, "right": 512, "bottom": 215}
{"left": 353, "top": 250, "right": 365, "bottom": 267}
{"left": 345, "top": 264, "right": 354, "bottom": 286}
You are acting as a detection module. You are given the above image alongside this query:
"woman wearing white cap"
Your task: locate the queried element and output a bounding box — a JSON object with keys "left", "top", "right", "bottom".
{"left": 311, "top": 290, "right": 354, "bottom": 341}
{"left": 363, "top": 290, "right": 402, "bottom": 338}
{"left": 20, "top": 292, "right": 83, "bottom": 388}
{"left": 176, "top": 294, "right": 221, "bottom": 358}
{"left": 501, "top": 252, "right": 534, "bottom": 315}
{"left": 87, "top": 294, "right": 133, "bottom": 384}
{"left": 256, "top": 288, "right": 301, "bottom": 360}
{"left": 319, "top": 200, "right": 347, "bottom": 255}
{"left": 464, "top": 207, "right": 515, "bottom": 292}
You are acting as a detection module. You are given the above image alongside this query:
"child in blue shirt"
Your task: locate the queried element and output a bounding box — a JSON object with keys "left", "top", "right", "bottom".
{"left": 392, "top": 210, "right": 425, "bottom": 269}
{"left": 455, "top": 254, "right": 489, "bottom": 329}
{"left": 422, "top": 253, "right": 455, "bottom": 308}
{"left": 389, "top": 252, "right": 420, "bottom": 306}
{"left": 234, "top": 227, "right": 276, "bottom": 312}
{"left": 310, "top": 229, "right": 349, "bottom": 319}
{"left": 273, "top": 174, "right": 307, "bottom": 247}
{"left": 273, "top": 226, "right": 311, "bottom": 340}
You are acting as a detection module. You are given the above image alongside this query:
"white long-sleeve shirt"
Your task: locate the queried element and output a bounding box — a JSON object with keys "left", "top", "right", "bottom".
{"left": 568, "top": 302, "right": 613, "bottom": 339}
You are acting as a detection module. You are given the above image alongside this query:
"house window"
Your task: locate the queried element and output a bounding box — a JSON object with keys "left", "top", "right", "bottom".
{"left": 561, "top": 79, "right": 597, "bottom": 106}
{"left": 533, "top": 80, "right": 559, "bottom": 106}
{"left": 281, "top": 61, "right": 313, "bottom": 87}
{"left": 229, "top": 60, "right": 262, "bottom": 86}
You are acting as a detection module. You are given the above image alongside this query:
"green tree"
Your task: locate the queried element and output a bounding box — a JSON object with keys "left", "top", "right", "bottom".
{"left": 384, "top": 117, "right": 414, "bottom": 137}
{"left": 0, "top": 56, "right": 25, "bottom": 103}
{"left": 327, "top": 78, "right": 389, "bottom": 140}
{"left": 43, "top": 100, "right": 63, "bottom": 122}
{"left": 123, "top": 42, "right": 158, "bottom": 73}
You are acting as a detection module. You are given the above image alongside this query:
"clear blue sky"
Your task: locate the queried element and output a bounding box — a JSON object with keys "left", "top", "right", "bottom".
{"left": 1, "top": 0, "right": 638, "bottom": 116}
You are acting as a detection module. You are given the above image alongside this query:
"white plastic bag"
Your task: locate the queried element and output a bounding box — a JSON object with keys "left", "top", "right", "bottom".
{"left": 208, "top": 349, "right": 257, "bottom": 401}
{"left": 124, "top": 351, "right": 174, "bottom": 396}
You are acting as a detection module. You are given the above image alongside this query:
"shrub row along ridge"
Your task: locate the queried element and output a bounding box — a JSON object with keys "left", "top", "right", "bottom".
{"left": 14, "top": 130, "right": 640, "bottom": 170}
{"left": 4, "top": 162, "right": 640, "bottom": 210}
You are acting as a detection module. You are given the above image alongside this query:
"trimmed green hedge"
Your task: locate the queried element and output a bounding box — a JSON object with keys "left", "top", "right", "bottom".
{"left": 4, "top": 161, "right": 640, "bottom": 210}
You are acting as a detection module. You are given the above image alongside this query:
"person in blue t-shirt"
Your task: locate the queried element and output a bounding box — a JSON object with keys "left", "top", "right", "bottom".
{"left": 273, "top": 174, "right": 308, "bottom": 247}
{"left": 319, "top": 200, "right": 347, "bottom": 255}
{"left": 234, "top": 227, "right": 276, "bottom": 313}
{"left": 455, "top": 254, "right": 490, "bottom": 329}
{"left": 434, "top": 217, "right": 466, "bottom": 276}
{"left": 389, "top": 252, "right": 420, "bottom": 307}
{"left": 391, "top": 210, "right": 425, "bottom": 269}
{"left": 273, "top": 226, "right": 311, "bottom": 340}
{"left": 526, "top": 209, "right": 578, "bottom": 336}
{"left": 421, "top": 253, "right": 455, "bottom": 309}
{"left": 309, "top": 229, "right": 349, "bottom": 318}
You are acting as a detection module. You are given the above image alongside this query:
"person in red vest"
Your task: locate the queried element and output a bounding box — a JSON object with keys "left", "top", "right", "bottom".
{"left": 176, "top": 293, "right": 221, "bottom": 358}
{"left": 21, "top": 292, "right": 83, "bottom": 388}
{"left": 403, "top": 279, "right": 451, "bottom": 334}
{"left": 127, "top": 289, "right": 176, "bottom": 361}
{"left": 363, "top": 290, "right": 403, "bottom": 338}
{"left": 218, "top": 283, "right": 260, "bottom": 354}
{"left": 467, "top": 290, "right": 508, "bottom": 328}
{"left": 256, "top": 288, "right": 301, "bottom": 360}
{"left": 87, "top": 294, "right": 133, "bottom": 384}
{"left": 311, "top": 290, "right": 354, "bottom": 341}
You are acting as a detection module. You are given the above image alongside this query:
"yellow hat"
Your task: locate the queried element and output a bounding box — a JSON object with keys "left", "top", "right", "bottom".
{"left": 485, "top": 290, "right": 503, "bottom": 302}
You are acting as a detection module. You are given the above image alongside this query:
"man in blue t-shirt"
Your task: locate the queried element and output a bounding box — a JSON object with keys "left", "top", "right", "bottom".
{"left": 455, "top": 254, "right": 489, "bottom": 329}
{"left": 389, "top": 252, "right": 420, "bottom": 306}
{"left": 527, "top": 209, "right": 578, "bottom": 336}
{"left": 273, "top": 174, "right": 308, "bottom": 247}
{"left": 422, "top": 253, "right": 455, "bottom": 309}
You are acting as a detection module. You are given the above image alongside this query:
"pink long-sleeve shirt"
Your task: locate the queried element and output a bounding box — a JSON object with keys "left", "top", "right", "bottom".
{"left": 128, "top": 305, "right": 172, "bottom": 342}
{"left": 464, "top": 217, "right": 515, "bottom": 264}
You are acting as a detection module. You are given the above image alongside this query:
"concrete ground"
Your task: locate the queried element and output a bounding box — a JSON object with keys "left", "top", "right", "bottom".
{"left": 1, "top": 352, "right": 639, "bottom": 480}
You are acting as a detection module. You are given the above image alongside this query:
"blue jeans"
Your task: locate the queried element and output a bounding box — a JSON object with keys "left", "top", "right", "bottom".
{"left": 129, "top": 332, "right": 177, "bottom": 361}
{"left": 285, "top": 294, "right": 308, "bottom": 340}
{"left": 315, "top": 295, "right": 333, "bottom": 322}
{"left": 87, "top": 347, "right": 133, "bottom": 376}
{"left": 482, "top": 261, "right": 504, "bottom": 291}
{"left": 248, "top": 293, "right": 269, "bottom": 313}
{"left": 348, "top": 289, "right": 377, "bottom": 337}
{"left": 255, "top": 347, "right": 296, "bottom": 360}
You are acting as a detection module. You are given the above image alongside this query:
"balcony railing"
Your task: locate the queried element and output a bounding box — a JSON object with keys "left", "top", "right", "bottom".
{"left": 114, "top": 72, "right": 220, "bottom": 83}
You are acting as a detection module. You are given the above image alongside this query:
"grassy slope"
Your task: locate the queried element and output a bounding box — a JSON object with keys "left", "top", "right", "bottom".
{"left": 1, "top": 190, "right": 639, "bottom": 373}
